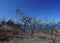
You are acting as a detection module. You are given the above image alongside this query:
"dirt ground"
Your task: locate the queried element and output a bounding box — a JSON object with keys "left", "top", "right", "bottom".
{"left": 0, "top": 32, "right": 60, "bottom": 43}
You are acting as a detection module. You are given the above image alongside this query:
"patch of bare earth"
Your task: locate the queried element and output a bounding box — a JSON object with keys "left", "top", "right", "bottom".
{"left": 0, "top": 32, "right": 60, "bottom": 43}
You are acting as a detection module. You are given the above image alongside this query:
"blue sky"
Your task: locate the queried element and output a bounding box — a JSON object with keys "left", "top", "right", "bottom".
{"left": 0, "top": 0, "right": 60, "bottom": 21}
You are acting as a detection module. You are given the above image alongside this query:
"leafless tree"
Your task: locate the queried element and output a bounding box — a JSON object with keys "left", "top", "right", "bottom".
{"left": 36, "top": 18, "right": 43, "bottom": 32}
{"left": 50, "top": 22, "right": 60, "bottom": 43}
{"left": 7, "top": 19, "right": 14, "bottom": 26}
